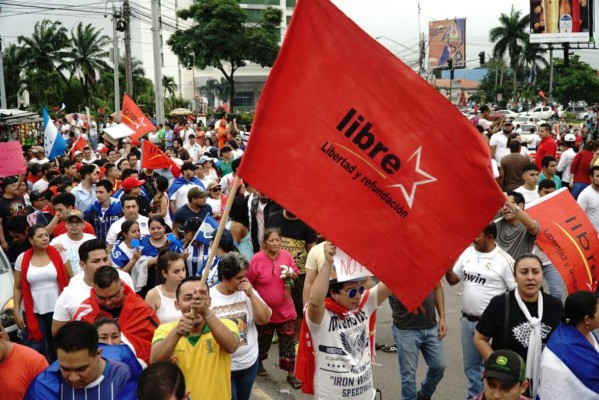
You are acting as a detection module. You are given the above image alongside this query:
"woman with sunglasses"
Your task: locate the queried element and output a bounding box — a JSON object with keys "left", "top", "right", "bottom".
{"left": 13, "top": 224, "right": 73, "bottom": 362}
{"left": 246, "top": 227, "right": 301, "bottom": 389}
{"left": 206, "top": 181, "right": 226, "bottom": 221}
{"left": 296, "top": 242, "right": 392, "bottom": 399}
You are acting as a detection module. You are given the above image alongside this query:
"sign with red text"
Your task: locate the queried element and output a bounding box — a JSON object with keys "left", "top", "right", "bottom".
{"left": 333, "top": 248, "right": 373, "bottom": 282}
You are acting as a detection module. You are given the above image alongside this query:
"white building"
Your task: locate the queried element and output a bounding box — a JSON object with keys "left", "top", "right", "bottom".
{"left": 134, "top": 0, "right": 295, "bottom": 109}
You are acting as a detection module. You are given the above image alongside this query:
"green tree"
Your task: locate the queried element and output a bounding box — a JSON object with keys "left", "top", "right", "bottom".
{"left": 21, "top": 69, "right": 67, "bottom": 106}
{"left": 68, "top": 23, "right": 111, "bottom": 106}
{"left": 518, "top": 37, "right": 548, "bottom": 84}
{"left": 168, "top": 0, "right": 282, "bottom": 105}
{"left": 17, "top": 19, "right": 70, "bottom": 74}
{"left": 200, "top": 78, "right": 230, "bottom": 107}
{"left": 2, "top": 44, "right": 24, "bottom": 108}
{"left": 536, "top": 55, "right": 599, "bottom": 105}
{"left": 162, "top": 75, "right": 178, "bottom": 100}
{"left": 489, "top": 7, "right": 529, "bottom": 98}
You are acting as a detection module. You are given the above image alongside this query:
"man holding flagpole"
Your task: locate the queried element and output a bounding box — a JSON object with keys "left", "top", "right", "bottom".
{"left": 297, "top": 242, "right": 392, "bottom": 398}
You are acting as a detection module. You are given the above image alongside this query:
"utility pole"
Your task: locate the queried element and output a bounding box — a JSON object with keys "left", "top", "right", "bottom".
{"left": 151, "top": 0, "right": 165, "bottom": 123}
{"left": 112, "top": 8, "right": 121, "bottom": 121}
{"left": 123, "top": 0, "right": 133, "bottom": 97}
{"left": 0, "top": 37, "right": 7, "bottom": 109}
{"left": 549, "top": 46, "right": 554, "bottom": 96}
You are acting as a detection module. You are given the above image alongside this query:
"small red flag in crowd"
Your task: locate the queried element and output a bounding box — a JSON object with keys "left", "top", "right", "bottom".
{"left": 526, "top": 188, "right": 599, "bottom": 293}
{"left": 238, "top": 0, "right": 504, "bottom": 310}
{"left": 140, "top": 140, "right": 181, "bottom": 177}
{"left": 69, "top": 135, "right": 88, "bottom": 159}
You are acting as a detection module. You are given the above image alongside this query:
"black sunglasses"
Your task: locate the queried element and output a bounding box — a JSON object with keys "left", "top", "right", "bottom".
{"left": 339, "top": 285, "right": 365, "bottom": 298}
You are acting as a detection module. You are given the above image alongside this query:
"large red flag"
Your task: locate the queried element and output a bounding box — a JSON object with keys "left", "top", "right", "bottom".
{"left": 120, "top": 94, "right": 156, "bottom": 140}
{"left": 140, "top": 140, "right": 181, "bottom": 177}
{"left": 237, "top": 0, "right": 504, "bottom": 310}
{"left": 526, "top": 188, "right": 598, "bottom": 293}
{"left": 69, "top": 135, "right": 88, "bottom": 159}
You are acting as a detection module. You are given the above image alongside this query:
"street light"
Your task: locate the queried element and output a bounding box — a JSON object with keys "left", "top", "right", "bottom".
{"left": 105, "top": 0, "right": 122, "bottom": 121}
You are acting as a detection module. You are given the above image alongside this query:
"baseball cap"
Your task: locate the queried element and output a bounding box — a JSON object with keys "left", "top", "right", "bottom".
{"left": 484, "top": 350, "right": 526, "bottom": 388}
{"left": 181, "top": 162, "right": 198, "bottom": 172}
{"left": 178, "top": 217, "right": 202, "bottom": 233}
{"left": 122, "top": 176, "right": 146, "bottom": 192}
{"left": 208, "top": 228, "right": 235, "bottom": 252}
{"left": 31, "top": 146, "right": 45, "bottom": 154}
{"left": 98, "top": 147, "right": 109, "bottom": 153}
{"left": 564, "top": 133, "right": 576, "bottom": 142}
{"left": 199, "top": 155, "right": 216, "bottom": 164}
{"left": 207, "top": 181, "right": 221, "bottom": 192}
{"left": 66, "top": 210, "right": 85, "bottom": 221}
{"left": 187, "top": 186, "right": 208, "bottom": 201}
{"left": 74, "top": 150, "right": 82, "bottom": 157}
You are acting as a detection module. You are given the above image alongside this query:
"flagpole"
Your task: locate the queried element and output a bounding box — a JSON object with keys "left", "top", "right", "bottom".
{"left": 200, "top": 175, "right": 241, "bottom": 286}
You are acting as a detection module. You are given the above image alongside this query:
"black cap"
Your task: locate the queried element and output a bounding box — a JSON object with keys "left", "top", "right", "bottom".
{"left": 181, "top": 162, "right": 198, "bottom": 172}
{"left": 209, "top": 229, "right": 235, "bottom": 252}
{"left": 484, "top": 350, "right": 526, "bottom": 388}
{"left": 178, "top": 217, "right": 202, "bottom": 233}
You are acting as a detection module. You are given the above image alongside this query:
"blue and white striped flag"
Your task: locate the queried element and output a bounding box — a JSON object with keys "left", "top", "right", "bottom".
{"left": 195, "top": 214, "right": 219, "bottom": 245}
{"left": 43, "top": 107, "right": 66, "bottom": 160}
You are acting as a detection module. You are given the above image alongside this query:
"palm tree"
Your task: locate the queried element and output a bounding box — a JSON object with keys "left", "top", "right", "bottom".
{"left": 200, "top": 78, "right": 230, "bottom": 107}
{"left": 162, "top": 75, "right": 178, "bottom": 100}
{"left": 489, "top": 7, "right": 530, "bottom": 97}
{"left": 17, "top": 19, "right": 70, "bottom": 74}
{"left": 68, "top": 22, "right": 111, "bottom": 106}
{"left": 519, "top": 37, "right": 548, "bottom": 84}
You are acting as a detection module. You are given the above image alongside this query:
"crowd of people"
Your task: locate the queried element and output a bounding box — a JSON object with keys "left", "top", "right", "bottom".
{"left": 0, "top": 106, "right": 598, "bottom": 400}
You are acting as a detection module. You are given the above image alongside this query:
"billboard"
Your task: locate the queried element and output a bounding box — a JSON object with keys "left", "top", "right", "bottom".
{"left": 428, "top": 18, "right": 466, "bottom": 69}
{"left": 530, "top": 0, "right": 594, "bottom": 43}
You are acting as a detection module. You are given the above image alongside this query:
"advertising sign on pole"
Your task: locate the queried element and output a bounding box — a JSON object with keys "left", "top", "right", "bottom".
{"left": 428, "top": 18, "right": 467, "bottom": 69}
{"left": 529, "top": 0, "right": 593, "bottom": 43}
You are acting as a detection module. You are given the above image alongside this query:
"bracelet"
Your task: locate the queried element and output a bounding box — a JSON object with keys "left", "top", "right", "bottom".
{"left": 203, "top": 310, "right": 213, "bottom": 321}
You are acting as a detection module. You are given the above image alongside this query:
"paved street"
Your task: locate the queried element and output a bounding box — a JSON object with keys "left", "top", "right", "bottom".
{"left": 252, "top": 279, "right": 468, "bottom": 399}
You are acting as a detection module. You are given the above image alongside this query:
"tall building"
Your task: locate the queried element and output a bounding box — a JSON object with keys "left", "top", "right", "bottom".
{"left": 135, "top": 0, "right": 295, "bottom": 111}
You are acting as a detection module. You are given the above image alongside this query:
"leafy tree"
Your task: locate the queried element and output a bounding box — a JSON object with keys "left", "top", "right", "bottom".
{"left": 17, "top": 19, "right": 70, "bottom": 74}
{"left": 536, "top": 55, "right": 599, "bottom": 105}
{"left": 518, "top": 37, "right": 548, "bottom": 84}
{"left": 489, "top": 7, "right": 529, "bottom": 97}
{"left": 162, "top": 75, "right": 178, "bottom": 100}
{"left": 68, "top": 23, "right": 111, "bottom": 106}
{"left": 168, "top": 0, "right": 282, "bottom": 105}
{"left": 2, "top": 44, "right": 24, "bottom": 108}
{"left": 21, "top": 70, "right": 67, "bottom": 106}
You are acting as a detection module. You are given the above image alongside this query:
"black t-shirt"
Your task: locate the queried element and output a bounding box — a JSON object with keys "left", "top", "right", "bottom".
{"left": 266, "top": 211, "right": 317, "bottom": 272}
{"left": 101, "top": 305, "right": 123, "bottom": 320}
{"left": 389, "top": 292, "right": 437, "bottom": 330}
{"left": 173, "top": 204, "right": 212, "bottom": 226}
{"left": 476, "top": 290, "right": 563, "bottom": 362}
{"left": 0, "top": 195, "right": 28, "bottom": 236}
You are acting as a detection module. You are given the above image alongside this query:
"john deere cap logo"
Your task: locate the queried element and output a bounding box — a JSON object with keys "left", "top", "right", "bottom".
{"left": 496, "top": 356, "right": 508, "bottom": 366}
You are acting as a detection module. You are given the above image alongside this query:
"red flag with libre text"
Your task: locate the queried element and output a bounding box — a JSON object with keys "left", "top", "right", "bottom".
{"left": 140, "top": 141, "right": 181, "bottom": 177}
{"left": 121, "top": 94, "right": 156, "bottom": 140}
{"left": 238, "top": 0, "right": 505, "bottom": 310}
{"left": 526, "top": 188, "right": 598, "bottom": 293}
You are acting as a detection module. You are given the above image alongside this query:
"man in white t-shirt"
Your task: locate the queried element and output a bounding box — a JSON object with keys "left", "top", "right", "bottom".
{"left": 28, "top": 146, "right": 50, "bottom": 165}
{"left": 106, "top": 196, "right": 149, "bottom": 247}
{"left": 168, "top": 163, "right": 205, "bottom": 216}
{"left": 184, "top": 134, "right": 202, "bottom": 163}
{"left": 50, "top": 210, "right": 96, "bottom": 275}
{"left": 514, "top": 163, "right": 540, "bottom": 204}
{"left": 577, "top": 166, "right": 599, "bottom": 233}
{"left": 300, "top": 242, "right": 393, "bottom": 399}
{"left": 51, "top": 239, "right": 133, "bottom": 336}
{"left": 489, "top": 120, "right": 512, "bottom": 164}
{"left": 446, "top": 224, "right": 516, "bottom": 399}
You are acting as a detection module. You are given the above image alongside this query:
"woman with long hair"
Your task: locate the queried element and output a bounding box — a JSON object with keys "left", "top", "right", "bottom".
{"left": 145, "top": 251, "right": 185, "bottom": 323}
{"left": 13, "top": 224, "right": 73, "bottom": 361}
{"left": 211, "top": 253, "right": 272, "bottom": 400}
{"left": 149, "top": 175, "right": 172, "bottom": 227}
{"left": 539, "top": 291, "right": 599, "bottom": 399}
{"left": 246, "top": 227, "right": 301, "bottom": 389}
{"left": 135, "top": 216, "right": 183, "bottom": 298}
{"left": 111, "top": 220, "right": 142, "bottom": 274}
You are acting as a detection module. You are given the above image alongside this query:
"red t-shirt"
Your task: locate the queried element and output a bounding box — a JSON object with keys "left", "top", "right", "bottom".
{"left": 535, "top": 137, "right": 557, "bottom": 169}
{"left": 0, "top": 343, "right": 48, "bottom": 399}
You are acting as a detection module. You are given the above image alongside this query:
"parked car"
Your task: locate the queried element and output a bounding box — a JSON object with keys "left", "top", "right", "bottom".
{"left": 558, "top": 106, "right": 587, "bottom": 119}
{"left": 0, "top": 248, "right": 18, "bottom": 342}
{"left": 521, "top": 106, "right": 553, "bottom": 120}
{"left": 493, "top": 109, "right": 520, "bottom": 120}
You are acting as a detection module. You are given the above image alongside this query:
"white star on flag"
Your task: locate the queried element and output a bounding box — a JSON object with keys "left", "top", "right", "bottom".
{"left": 387, "top": 146, "right": 437, "bottom": 208}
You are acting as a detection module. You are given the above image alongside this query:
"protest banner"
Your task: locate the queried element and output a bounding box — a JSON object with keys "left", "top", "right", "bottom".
{"left": 527, "top": 188, "right": 598, "bottom": 293}
{"left": 237, "top": 0, "right": 504, "bottom": 310}
{"left": 0, "top": 142, "right": 26, "bottom": 177}
{"left": 333, "top": 248, "right": 373, "bottom": 282}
